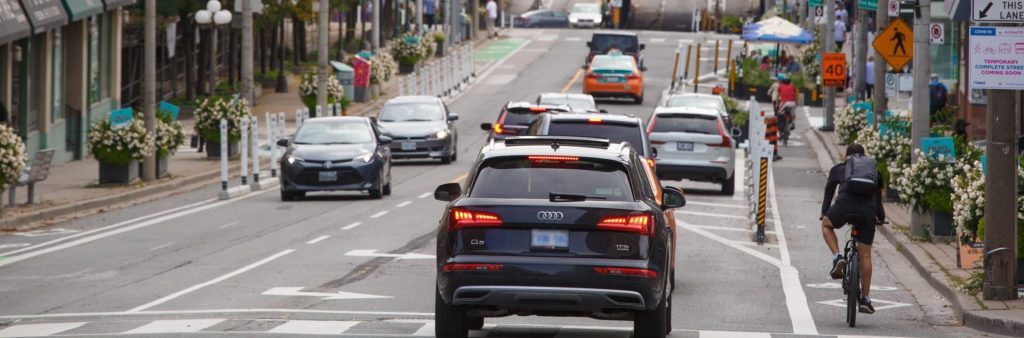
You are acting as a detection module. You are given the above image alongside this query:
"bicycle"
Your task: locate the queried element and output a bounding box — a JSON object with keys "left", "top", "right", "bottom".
{"left": 841, "top": 219, "right": 887, "bottom": 327}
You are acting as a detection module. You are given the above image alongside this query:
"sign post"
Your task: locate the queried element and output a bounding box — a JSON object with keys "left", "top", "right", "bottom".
{"left": 873, "top": 18, "right": 914, "bottom": 70}
{"left": 822, "top": 53, "right": 848, "bottom": 87}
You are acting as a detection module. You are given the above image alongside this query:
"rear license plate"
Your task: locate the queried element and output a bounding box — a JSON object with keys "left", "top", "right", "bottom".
{"left": 318, "top": 171, "right": 338, "bottom": 182}
{"left": 531, "top": 229, "right": 569, "bottom": 250}
{"left": 401, "top": 142, "right": 417, "bottom": 151}
{"left": 600, "top": 76, "right": 624, "bottom": 83}
{"left": 677, "top": 142, "right": 695, "bottom": 151}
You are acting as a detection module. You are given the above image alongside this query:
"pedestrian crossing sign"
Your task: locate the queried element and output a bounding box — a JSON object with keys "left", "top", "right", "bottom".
{"left": 872, "top": 18, "right": 913, "bottom": 70}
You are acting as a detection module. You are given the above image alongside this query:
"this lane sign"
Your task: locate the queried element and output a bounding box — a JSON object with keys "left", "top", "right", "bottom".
{"left": 973, "top": 0, "right": 1024, "bottom": 22}
{"left": 930, "top": 23, "right": 945, "bottom": 44}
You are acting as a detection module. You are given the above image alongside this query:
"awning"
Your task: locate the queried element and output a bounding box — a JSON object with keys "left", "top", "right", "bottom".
{"left": 61, "top": 0, "right": 104, "bottom": 22}
{"left": 0, "top": 0, "right": 32, "bottom": 45}
{"left": 19, "top": 0, "right": 68, "bottom": 34}
{"left": 102, "top": 0, "right": 137, "bottom": 10}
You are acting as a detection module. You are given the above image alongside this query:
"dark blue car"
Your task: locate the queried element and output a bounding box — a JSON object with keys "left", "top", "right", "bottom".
{"left": 278, "top": 117, "right": 393, "bottom": 200}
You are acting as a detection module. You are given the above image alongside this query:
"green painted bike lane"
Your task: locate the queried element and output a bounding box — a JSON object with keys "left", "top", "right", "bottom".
{"left": 475, "top": 39, "right": 528, "bottom": 61}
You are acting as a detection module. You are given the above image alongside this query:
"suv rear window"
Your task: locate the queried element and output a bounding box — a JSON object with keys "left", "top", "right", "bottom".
{"left": 591, "top": 35, "right": 638, "bottom": 52}
{"left": 651, "top": 114, "right": 720, "bottom": 134}
{"left": 546, "top": 122, "right": 646, "bottom": 156}
{"left": 471, "top": 157, "right": 633, "bottom": 201}
{"left": 502, "top": 108, "right": 543, "bottom": 126}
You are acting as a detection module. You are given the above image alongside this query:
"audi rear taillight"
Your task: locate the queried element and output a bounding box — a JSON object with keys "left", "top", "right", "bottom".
{"left": 450, "top": 208, "right": 502, "bottom": 231}
{"left": 597, "top": 213, "right": 653, "bottom": 235}
{"left": 709, "top": 121, "right": 732, "bottom": 148}
{"left": 444, "top": 263, "right": 504, "bottom": 272}
{"left": 594, "top": 266, "right": 657, "bottom": 278}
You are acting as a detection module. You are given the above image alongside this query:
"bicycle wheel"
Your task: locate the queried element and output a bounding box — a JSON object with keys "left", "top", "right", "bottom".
{"left": 846, "top": 253, "right": 860, "bottom": 327}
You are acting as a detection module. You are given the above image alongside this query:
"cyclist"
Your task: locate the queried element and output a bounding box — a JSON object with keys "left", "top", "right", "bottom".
{"left": 777, "top": 74, "right": 798, "bottom": 131}
{"left": 820, "top": 143, "right": 885, "bottom": 314}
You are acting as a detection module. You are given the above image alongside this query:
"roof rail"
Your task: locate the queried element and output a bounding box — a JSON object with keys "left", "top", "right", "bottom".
{"left": 503, "top": 136, "right": 611, "bottom": 149}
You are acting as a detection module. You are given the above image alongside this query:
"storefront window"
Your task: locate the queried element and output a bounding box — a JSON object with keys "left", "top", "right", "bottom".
{"left": 88, "top": 14, "right": 110, "bottom": 105}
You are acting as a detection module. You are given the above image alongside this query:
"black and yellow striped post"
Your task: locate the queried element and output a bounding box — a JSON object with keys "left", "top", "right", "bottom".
{"left": 765, "top": 115, "right": 778, "bottom": 158}
{"left": 755, "top": 157, "right": 769, "bottom": 244}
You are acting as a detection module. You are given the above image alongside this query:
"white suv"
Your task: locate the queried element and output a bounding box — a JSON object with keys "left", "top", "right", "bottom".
{"left": 647, "top": 106, "right": 736, "bottom": 195}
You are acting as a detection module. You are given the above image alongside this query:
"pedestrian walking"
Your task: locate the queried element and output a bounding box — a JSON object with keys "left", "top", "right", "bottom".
{"left": 423, "top": 0, "right": 436, "bottom": 28}
{"left": 864, "top": 56, "right": 875, "bottom": 99}
{"left": 834, "top": 19, "right": 847, "bottom": 51}
{"left": 486, "top": 0, "right": 498, "bottom": 38}
{"left": 929, "top": 74, "right": 949, "bottom": 122}
{"left": 836, "top": 2, "right": 849, "bottom": 26}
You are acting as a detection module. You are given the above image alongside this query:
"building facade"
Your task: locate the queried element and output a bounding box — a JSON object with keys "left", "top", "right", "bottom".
{"left": 0, "top": 0, "right": 132, "bottom": 165}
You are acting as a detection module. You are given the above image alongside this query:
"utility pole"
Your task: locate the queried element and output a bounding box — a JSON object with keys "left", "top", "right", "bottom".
{"left": 823, "top": 0, "right": 835, "bottom": 130}
{"left": 471, "top": 0, "right": 479, "bottom": 40}
{"left": 318, "top": 0, "right": 329, "bottom": 117}
{"left": 909, "top": 0, "right": 930, "bottom": 237}
{"left": 872, "top": 0, "right": 888, "bottom": 127}
{"left": 143, "top": 0, "right": 156, "bottom": 182}
{"left": 983, "top": 89, "right": 1019, "bottom": 300}
{"left": 417, "top": 0, "right": 424, "bottom": 31}
{"left": 373, "top": 0, "right": 381, "bottom": 50}
{"left": 853, "top": 2, "right": 866, "bottom": 99}
{"left": 242, "top": 0, "right": 254, "bottom": 104}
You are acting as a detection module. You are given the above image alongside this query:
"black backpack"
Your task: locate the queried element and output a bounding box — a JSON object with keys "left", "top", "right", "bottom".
{"left": 843, "top": 154, "right": 879, "bottom": 196}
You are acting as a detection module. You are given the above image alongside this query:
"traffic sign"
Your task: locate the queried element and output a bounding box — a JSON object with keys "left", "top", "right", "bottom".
{"left": 860, "top": 0, "right": 879, "bottom": 11}
{"left": 930, "top": 23, "right": 945, "bottom": 44}
{"left": 815, "top": 6, "right": 825, "bottom": 21}
{"left": 888, "top": 0, "right": 900, "bottom": 16}
{"left": 972, "top": 0, "right": 1024, "bottom": 22}
{"left": 822, "top": 53, "right": 847, "bottom": 87}
{"left": 968, "top": 26, "right": 1024, "bottom": 90}
{"left": 873, "top": 18, "right": 914, "bottom": 70}
{"left": 885, "top": 73, "right": 897, "bottom": 97}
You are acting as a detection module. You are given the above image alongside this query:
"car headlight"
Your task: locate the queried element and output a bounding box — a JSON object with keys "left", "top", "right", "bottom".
{"left": 356, "top": 152, "right": 374, "bottom": 163}
{"left": 286, "top": 155, "right": 302, "bottom": 165}
{"left": 430, "top": 130, "right": 449, "bottom": 139}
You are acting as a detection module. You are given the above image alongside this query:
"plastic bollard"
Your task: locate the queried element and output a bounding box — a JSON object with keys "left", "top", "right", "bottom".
{"left": 268, "top": 113, "right": 278, "bottom": 178}
{"left": 277, "top": 112, "right": 286, "bottom": 141}
{"left": 240, "top": 118, "right": 250, "bottom": 186}
{"left": 251, "top": 116, "right": 260, "bottom": 185}
{"left": 219, "top": 119, "right": 229, "bottom": 193}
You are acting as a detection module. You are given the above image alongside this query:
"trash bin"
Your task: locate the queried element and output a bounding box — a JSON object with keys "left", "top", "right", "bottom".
{"left": 331, "top": 61, "right": 355, "bottom": 101}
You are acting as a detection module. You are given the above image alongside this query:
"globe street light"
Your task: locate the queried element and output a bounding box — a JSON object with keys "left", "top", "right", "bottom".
{"left": 196, "top": 1, "right": 232, "bottom": 95}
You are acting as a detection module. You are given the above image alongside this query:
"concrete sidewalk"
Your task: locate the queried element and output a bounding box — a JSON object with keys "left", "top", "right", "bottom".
{"left": 0, "top": 35, "right": 494, "bottom": 230}
{"left": 811, "top": 128, "right": 1024, "bottom": 337}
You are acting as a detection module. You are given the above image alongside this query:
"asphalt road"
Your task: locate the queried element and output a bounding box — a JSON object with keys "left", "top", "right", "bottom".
{"left": 0, "top": 28, "right": 1000, "bottom": 338}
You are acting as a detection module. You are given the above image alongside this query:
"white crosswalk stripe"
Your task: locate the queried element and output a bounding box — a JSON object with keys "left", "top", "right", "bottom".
{"left": 268, "top": 320, "right": 360, "bottom": 334}
{"left": 0, "top": 322, "right": 86, "bottom": 337}
{"left": 123, "top": 319, "right": 224, "bottom": 334}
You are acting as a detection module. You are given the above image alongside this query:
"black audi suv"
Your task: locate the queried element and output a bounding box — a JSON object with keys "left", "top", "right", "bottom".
{"left": 278, "top": 117, "right": 393, "bottom": 200}
{"left": 432, "top": 136, "right": 684, "bottom": 338}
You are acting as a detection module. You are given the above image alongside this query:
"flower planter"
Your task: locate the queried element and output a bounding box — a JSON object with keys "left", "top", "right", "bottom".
{"left": 931, "top": 212, "right": 955, "bottom": 237}
{"left": 206, "top": 139, "right": 239, "bottom": 160}
{"left": 139, "top": 156, "right": 170, "bottom": 178}
{"left": 399, "top": 63, "right": 417, "bottom": 74}
{"left": 436, "top": 41, "right": 446, "bottom": 57}
{"left": 732, "top": 83, "right": 772, "bottom": 103}
{"left": 99, "top": 160, "right": 139, "bottom": 185}
{"left": 884, "top": 187, "right": 901, "bottom": 202}
{"left": 370, "top": 84, "right": 381, "bottom": 100}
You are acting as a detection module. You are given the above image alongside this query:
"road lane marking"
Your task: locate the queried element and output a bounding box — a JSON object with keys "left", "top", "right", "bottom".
{"left": 649, "top": 38, "right": 666, "bottom": 43}
{"left": 13, "top": 228, "right": 80, "bottom": 237}
{"left": 769, "top": 169, "right": 819, "bottom": 335}
{"left": 418, "top": 192, "right": 431, "bottom": 198}
{"left": 0, "top": 191, "right": 269, "bottom": 269}
{"left": 561, "top": 69, "right": 584, "bottom": 93}
{"left": 0, "top": 322, "right": 86, "bottom": 337}
{"left": 262, "top": 287, "right": 391, "bottom": 300}
{"left": 344, "top": 249, "right": 435, "bottom": 260}
{"left": 0, "top": 243, "right": 31, "bottom": 252}
{"left": 565, "top": 37, "right": 582, "bottom": 41}
{"left": 817, "top": 298, "right": 912, "bottom": 311}
{"left": 676, "top": 210, "right": 749, "bottom": 220}
{"left": 124, "top": 319, "right": 225, "bottom": 334}
{"left": 218, "top": 221, "right": 240, "bottom": 229}
{"left": 397, "top": 201, "right": 412, "bottom": 208}
{"left": 411, "top": 321, "right": 435, "bottom": 336}
{"left": 148, "top": 242, "right": 175, "bottom": 252}
{"left": 306, "top": 235, "right": 330, "bottom": 245}
{"left": 126, "top": 249, "right": 295, "bottom": 313}
{"left": 685, "top": 201, "right": 747, "bottom": 209}
{"left": 679, "top": 222, "right": 783, "bottom": 267}
{"left": 692, "top": 225, "right": 775, "bottom": 234}
{"left": 700, "top": 331, "right": 771, "bottom": 338}
{"left": 370, "top": 211, "right": 389, "bottom": 219}
{"left": 268, "top": 320, "right": 360, "bottom": 334}
{"left": 341, "top": 222, "right": 362, "bottom": 230}
{"left": 806, "top": 282, "right": 898, "bottom": 291}
{"left": 0, "top": 308, "right": 435, "bottom": 320}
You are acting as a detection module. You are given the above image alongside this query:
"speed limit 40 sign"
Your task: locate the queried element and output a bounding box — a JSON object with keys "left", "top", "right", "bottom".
{"left": 822, "top": 53, "right": 847, "bottom": 87}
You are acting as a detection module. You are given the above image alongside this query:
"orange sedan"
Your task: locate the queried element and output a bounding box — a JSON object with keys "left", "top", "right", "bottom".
{"left": 583, "top": 52, "right": 645, "bottom": 104}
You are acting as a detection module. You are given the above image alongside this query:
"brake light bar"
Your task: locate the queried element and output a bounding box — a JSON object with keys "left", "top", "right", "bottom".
{"left": 597, "top": 213, "right": 653, "bottom": 235}
{"left": 588, "top": 117, "right": 603, "bottom": 124}
{"left": 593, "top": 267, "right": 657, "bottom": 278}
{"left": 444, "top": 263, "right": 504, "bottom": 272}
{"left": 529, "top": 106, "right": 548, "bottom": 112}
{"left": 450, "top": 208, "right": 503, "bottom": 231}
{"left": 528, "top": 155, "right": 580, "bottom": 162}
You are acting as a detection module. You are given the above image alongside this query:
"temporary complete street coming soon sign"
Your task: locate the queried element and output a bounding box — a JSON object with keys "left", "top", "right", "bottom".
{"left": 968, "top": 26, "right": 1024, "bottom": 90}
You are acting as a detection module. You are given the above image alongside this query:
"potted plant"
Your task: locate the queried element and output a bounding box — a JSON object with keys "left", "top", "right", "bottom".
{"left": 953, "top": 158, "right": 986, "bottom": 267}
{"left": 87, "top": 116, "right": 154, "bottom": 185}
{"left": 737, "top": 57, "right": 773, "bottom": 102}
{"left": 835, "top": 102, "right": 868, "bottom": 144}
{"left": 721, "top": 15, "right": 742, "bottom": 34}
{"left": 893, "top": 149, "right": 962, "bottom": 237}
{"left": 151, "top": 109, "right": 186, "bottom": 178}
{"left": 0, "top": 124, "right": 27, "bottom": 197}
{"left": 298, "top": 71, "right": 348, "bottom": 116}
{"left": 721, "top": 94, "right": 749, "bottom": 143}
{"left": 392, "top": 34, "right": 423, "bottom": 74}
{"left": 433, "top": 31, "right": 447, "bottom": 57}
{"left": 370, "top": 52, "right": 396, "bottom": 98}
{"left": 193, "top": 97, "right": 253, "bottom": 160}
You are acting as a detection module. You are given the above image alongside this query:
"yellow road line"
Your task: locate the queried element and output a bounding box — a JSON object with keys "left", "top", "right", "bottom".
{"left": 562, "top": 69, "right": 583, "bottom": 93}
{"left": 450, "top": 173, "right": 468, "bottom": 183}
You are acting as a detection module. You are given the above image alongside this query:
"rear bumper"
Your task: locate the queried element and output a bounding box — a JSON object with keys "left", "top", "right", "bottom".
{"left": 390, "top": 138, "right": 453, "bottom": 159}
{"left": 583, "top": 81, "right": 643, "bottom": 98}
{"left": 452, "top": 285, "right": 646, "bottom": 311}
{"left": 656, "top": 163, "right": 729, "bottom": 182}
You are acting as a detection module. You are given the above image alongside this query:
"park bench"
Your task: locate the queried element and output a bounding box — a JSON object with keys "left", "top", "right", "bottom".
{"left": 7, "top": 148, "right": 55, "bottom": 207}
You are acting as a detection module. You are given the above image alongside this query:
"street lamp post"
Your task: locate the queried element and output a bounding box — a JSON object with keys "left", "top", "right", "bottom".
{"left": 195, "top": 1, "right": 233, "bottom": 96}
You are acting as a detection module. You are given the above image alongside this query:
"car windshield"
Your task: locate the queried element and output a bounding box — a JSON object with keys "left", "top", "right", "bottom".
{"left": 651, "top": 114, "right": 720, "bottom": 134}
{"left": 591, "top": 35, "right": 638, "bottom": 52}
{"left": 503, "top": 108, "right": 544, "bottom": 126}
{"left": 293, "top": 120, "right": 374, "bottom": 144}
{"left": 591, "top": 57, "right": 634, "bottom": 70}
{"left": 546, "top": 122, "right": 646, "bottom": 156}
{"left": 572, "top": 4, "right": 599, "bottom": 13}
{"left": 471, "top": 157, "right": 632, "bottom": 201}
{"left": 539, "top": 97, "right": 596, "bottom": 111}
{"left": 665, "top": 96, "right": 726, "bottom": 113}
{"left": 379, "top": 102, "right": 444, "bottom": 122}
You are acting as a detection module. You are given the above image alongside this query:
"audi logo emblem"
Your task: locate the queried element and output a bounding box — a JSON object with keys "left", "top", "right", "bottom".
{"left": 536, "top": 211, "right": 565, "bottom": 221}
{"left": 323, "top": 161, "right": 334, "bottom": 169}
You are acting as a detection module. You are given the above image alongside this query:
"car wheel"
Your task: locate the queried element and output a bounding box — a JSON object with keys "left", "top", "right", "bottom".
{"left": 467, "top": 317, "right": 484, "bottom": 330}
{"left": 369, "top": 174, "right": 384, "bottom": 199}
{"left": 450, "top": 144, "right": 458, "bottom": 162}
{"left": 633, "top": 292, "right": 668, "bottom": 338}
{"left": 383, "top": 171, "right": 392, "bottom": 196}
{"left": 435, "top": 288, "right": 469, "bottom": 338}
{"left": 635, "top": 93, "right": 644, "bottom": 105}
{"left": 280, "top": 189, "right": 294, "bottom": 201}
{"left": 441, "top": 153, "right": 453, "bottom": 164}
{"left": 671, "top": 269, "right": 676, "bottom": 292}
{"left": 665, "top": 294, "right": 673, "bottom": 334}
{"left": 721, "top": 174, "right": 735, "bottom": 196}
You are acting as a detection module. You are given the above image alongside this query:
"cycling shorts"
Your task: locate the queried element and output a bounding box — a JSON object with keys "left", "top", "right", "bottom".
{"left": 826, "top": 195, "right": 877, "bottom": 245}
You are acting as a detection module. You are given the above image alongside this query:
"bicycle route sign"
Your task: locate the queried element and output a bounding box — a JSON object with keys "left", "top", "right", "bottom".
{"left": 872, "top": 18, "right": 914, "bottom": 70}
{"left": 972, "top": 0, "right": 1024, "bottom": 22}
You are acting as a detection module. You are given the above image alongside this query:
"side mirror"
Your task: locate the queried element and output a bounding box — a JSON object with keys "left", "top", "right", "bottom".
{"left": 640, "top": 44, "right": 646, "bottom": 50}
{"left": 276, "top": 138, "right": 290, "bottom": 147}
{"left": 586, "top": 41, "right": 592, "bottom": 48}
{"left": 730, "top": 127, "right": 742, "bottom": 138}
{"left": 641, "top": 66, "right": 649, "bottom": 72}
{"left": 448, "top": 113, "right": 460, "bottom": 121}
{"left": 599, "top": 109, "right": 610, "bottom": 114}
{"left": 661, "top": 186, "right": 686, "bottom": 209}
{"left": 434, "top": 182, "right": 462, "bottom": 202}
{"left": 480, "top": 123, "right": 493, "bottom": 131}
{"left": 650, "top": 147, "right": 658, "bottom": 158}
{"left": 378, "top": 135, "right": 393, "bottom": 145}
